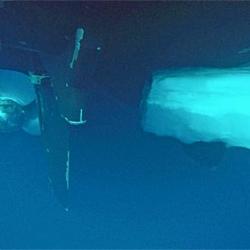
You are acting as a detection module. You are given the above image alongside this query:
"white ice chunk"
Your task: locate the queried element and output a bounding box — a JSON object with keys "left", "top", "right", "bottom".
{"left": 142, "top": 67, "right": 250, "bottom": 149}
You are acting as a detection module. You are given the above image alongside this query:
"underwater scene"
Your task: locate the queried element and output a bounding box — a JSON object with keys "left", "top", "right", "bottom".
{"left": 1, "top": 1, "right": 250, "bottom": 248}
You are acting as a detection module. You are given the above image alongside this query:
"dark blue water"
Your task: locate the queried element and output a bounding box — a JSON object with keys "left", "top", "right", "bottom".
{"left": 1, "top": 1, "right": 250, "bottom": 248}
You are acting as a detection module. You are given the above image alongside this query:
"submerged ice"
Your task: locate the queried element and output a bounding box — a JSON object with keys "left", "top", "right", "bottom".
{"left": 142, "top": 67, "right": 250, "bottom": 149}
